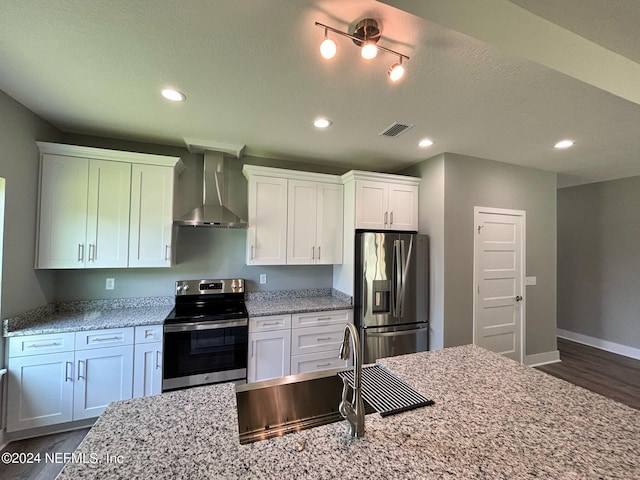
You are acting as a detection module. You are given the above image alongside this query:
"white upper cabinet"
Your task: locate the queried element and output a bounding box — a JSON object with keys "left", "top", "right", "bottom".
{"left": 129, "top": 164, "right": 174, "bottom": 267}
{"left": 36, "top": 154, "right": 91, "bottom": 268}
{"left": 287, "top": 180, "right": 344, "bottom": 265}
{"left": 243, "top": 165, "right": 343, "bottom": 266}
{"left": 87, "top": 159, "right": 132, "bottom": 268}
{"left": 344, "top": 171, "right": 419, "bottom": 231}
{"left": 35, "top": 142, "right": 181, "bottom": 269}
{"left": 246, "top": 174, "right": 288, "bottom": 265}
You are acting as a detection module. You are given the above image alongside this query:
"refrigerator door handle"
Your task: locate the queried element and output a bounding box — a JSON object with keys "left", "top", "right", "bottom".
{"left": 392, "top": 240, "right": 401, "bottom": 318}
{"left": 397, "top": 236, "right": 413, "bottom": 318}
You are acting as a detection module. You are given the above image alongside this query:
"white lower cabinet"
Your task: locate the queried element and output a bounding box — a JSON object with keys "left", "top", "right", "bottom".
{"left": 247, "top": 315, "right": 292, "bottom": 383}
{"left": 247, "top": 309, "right": 352, "bottom": 383}
{"left": 72, "top": 345, "right": 133, "bottom": 421}
{"left": 6, "top": 351, "right": 75, "bottom": 431}
{"left": 6, "top": 325, "right": 161, "bottom": 433}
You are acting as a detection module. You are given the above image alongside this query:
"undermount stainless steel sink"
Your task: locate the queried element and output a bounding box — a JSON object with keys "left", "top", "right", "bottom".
{"left": 235, "top": 367, "right": 375, "bottom": 444}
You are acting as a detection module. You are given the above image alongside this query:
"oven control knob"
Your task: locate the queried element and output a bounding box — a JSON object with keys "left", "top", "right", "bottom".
{"left": 183, "top": 285, "right": 190, "bottom": 292}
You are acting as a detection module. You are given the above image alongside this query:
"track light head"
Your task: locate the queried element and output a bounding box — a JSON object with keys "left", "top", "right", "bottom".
{"left": 388, "top": 57, "right": 405, "bottom": 81}
{"left": 320, "top": 27, "right": 337, "bottom": 59}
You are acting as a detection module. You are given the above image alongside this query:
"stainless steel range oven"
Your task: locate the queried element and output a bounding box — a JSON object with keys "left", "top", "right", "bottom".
{"left": 163, "top": 278, "right": 248, "bottom": 391}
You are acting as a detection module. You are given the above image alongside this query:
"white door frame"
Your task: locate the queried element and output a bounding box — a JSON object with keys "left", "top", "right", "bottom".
{"left": 472, "top": 206, "right": 526, "bottom": 364}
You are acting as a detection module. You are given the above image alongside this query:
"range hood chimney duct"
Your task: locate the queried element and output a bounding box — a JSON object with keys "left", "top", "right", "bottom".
{"left": 174, "top": 151, "right": 247, "bottom": 228}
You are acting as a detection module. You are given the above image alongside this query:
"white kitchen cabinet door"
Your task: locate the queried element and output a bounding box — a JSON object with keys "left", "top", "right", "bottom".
{"left": 36, "top": 154, "right": 89, "bottom": 268}
{"left": 133, "top": 342, "right": 163, "bottom": 398}
{"left": 316, "top": 182, "right": 343, "bottom": 264}
{"left": 73, "top": 345, "right": 134, "bottom": 420}
{"left": 388, "top": 183, "right": 419, "bottom": 231}
{"left": 247, "top": 330, "right": 291, "bottom": 383}
{"left": 287, "top": 179, "right": 317, "bottom": 264}
{"left": 6, "top": 352, "right": 74, "bottom": 432}
{"left": 129, "top": 164, "right": 174, "bottom": 267}
{"left": 86, "top": 159, "right": 131, "bottom": 268}
{"left": 247, "top": 175, "right": 288, "bottom": 265}
{"left": 355, "top": 180, "right": 388, "bottom": 230}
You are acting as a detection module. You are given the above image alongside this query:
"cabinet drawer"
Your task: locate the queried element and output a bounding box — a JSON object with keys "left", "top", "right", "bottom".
{"left": 291, "top": 325, "right": 346, "bottom": 356}
{"left": 8, "top": 332, "right": 75, "bottom": 357}
{"left": 249, "top": 314, "right": 291, "bottom": 333}
{"left": 290, "top": 351, "right": 349, "bottom": 375}
{"left": 291, "top": 309, "right": 352, "bottom": 328}
{"left": 75, "top": 327, "right": 134, "bottom": 350}
{"left": 134, "top": 325, "right": 163, "bottom": 344}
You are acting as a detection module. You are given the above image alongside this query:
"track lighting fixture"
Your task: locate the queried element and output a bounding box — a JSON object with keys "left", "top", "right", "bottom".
{"left": 314, "top": 19, "right": 409, "bottom": 81}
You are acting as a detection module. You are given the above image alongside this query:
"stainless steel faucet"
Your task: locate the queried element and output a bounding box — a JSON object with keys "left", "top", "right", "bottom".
{"left": 338, "top": 322, "right": 365, "bottom": 438}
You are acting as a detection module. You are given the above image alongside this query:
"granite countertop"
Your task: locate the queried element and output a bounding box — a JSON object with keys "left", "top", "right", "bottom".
{"left": 57, "top": 345, "right": 639, "bottom": 479}
{"left": 3, "top": 297, "right": 173, "bottom": 337}
{"left": 245, "top": 288, "right": 352, "bottom": 317}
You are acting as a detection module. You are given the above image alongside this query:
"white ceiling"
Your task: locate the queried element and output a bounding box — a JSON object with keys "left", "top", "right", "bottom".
{"left": 0, "top": 0, "right": 638, "bottom": 187}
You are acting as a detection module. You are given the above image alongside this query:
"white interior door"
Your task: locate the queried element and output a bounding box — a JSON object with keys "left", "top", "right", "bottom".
{"left": 474, "top": 207, "right": 525, "bottom": 362}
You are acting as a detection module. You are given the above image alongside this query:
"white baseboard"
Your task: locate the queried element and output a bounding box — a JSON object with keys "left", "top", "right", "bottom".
{"left": 525, "top": 350, "right": 560, "bottom": 367}
{"left": 557, "top": 329, "right": 640, "bottom": 360}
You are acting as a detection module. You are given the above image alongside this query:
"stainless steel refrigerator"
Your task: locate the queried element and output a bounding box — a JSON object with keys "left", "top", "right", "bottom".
{"left": 355, "top": 231, "right": 429, "bottom": 364}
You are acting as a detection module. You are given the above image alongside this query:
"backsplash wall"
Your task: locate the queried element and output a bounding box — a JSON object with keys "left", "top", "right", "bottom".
{"left": 53, "top": 227, "right": 334, "bottom": 301}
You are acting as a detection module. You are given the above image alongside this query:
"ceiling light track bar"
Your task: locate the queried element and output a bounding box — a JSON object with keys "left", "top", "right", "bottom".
{"left": 314, "top": 22, "right": 409, "bottom": 61}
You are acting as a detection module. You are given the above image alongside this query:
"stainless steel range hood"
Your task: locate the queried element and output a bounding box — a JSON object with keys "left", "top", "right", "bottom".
{"left": 174, "top": 151, "right": 247, "bottom": 228}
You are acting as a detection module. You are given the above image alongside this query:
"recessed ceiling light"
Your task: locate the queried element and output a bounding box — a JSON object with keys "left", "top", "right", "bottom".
{"left": 161, "top": 88, "right": 186, "bottom": 102}
{"left": 418, "top": 138, "right": 434, "bottom": 148}
{"left": 554, "top": 139, "right": 574, "bottom": 149}
{"left": 313, "top": 118, "right": 332, "bottom": 128}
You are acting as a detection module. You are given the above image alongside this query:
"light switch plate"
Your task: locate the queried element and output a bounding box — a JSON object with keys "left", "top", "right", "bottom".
{"left": 525, "top": 276, "right": 537, "bottom": 286}
{"left": 259, "top": 274, "right": 267, "bottom": 285}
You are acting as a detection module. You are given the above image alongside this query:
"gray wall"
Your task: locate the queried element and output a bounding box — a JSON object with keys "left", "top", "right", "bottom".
{"left": 401, "top": 155, "right": 445, "bottom": 350}
{"left": 557, "top": 176, "right": 640, "bottom": 349}
{"left": 53, "top": 134, "right": 349, "bottom": 300}
{"left": 0, "top": 89, "right": 61, "bottom": 318}
{"left": 443, "top": 153, "right": 557, "bottom": 356}
{"left": 402, "top": 152, "right": 558, "bottom": 356}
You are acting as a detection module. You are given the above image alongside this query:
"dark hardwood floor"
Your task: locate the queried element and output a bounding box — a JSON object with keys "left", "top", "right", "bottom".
{"left": 536, "top": 337, "right": 640, "bottom": 410}
{"left": 0, "top": 427, "right": 89, "bottom": 480}
{"left": 2, "top": 338, "right": 638, "bottom": 480}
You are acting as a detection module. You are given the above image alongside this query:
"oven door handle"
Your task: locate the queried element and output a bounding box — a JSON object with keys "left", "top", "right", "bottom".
{"left": 164, "top": 318, "right": 248, "bottom": 333}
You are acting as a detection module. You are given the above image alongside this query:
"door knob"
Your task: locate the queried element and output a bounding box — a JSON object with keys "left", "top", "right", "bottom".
{"left": 515, "top": 295, "right": 523, "bottom": 301}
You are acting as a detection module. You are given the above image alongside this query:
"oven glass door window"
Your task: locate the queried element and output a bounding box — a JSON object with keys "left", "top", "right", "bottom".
{"left": 164, "top": 326, "right": 248, "bottom": 379}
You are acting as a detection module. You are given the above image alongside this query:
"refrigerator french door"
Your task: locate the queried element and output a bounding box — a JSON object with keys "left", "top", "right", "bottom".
{"left": 355, "top": 231, "right": 429, "bottom": 363}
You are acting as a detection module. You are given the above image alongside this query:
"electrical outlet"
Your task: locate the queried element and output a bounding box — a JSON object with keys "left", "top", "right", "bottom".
{"left": 259, "top": 274, "right": 267, "bottom": 285}
{"left": 106, "top": 278, "right": 115, "bottom": 290}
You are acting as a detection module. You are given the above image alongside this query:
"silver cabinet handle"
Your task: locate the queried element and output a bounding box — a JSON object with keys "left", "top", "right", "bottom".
{"left": 316, "top": 336, "right": 332, "bottom": 341}
{"left": 155, "top": 351, "right": 162, "bottom": 369}
{"left": 250, "top": 245, "right": 255, "bottom": 260}
{"left": 28, "top": 342, "right": 61, "bottom": 348}
{"left": 390, "top": 211, "right": 394, "bottom": 225}
{"left": 384, "top": 211, "right": 388, "bottom": 225}
{"left": 65, "top": 361, "right": 73, "bottom": 382}
{"left": 77, "top": 360, "right": 85, "bottom": 380}
{"left": 318, "top": 246, "right": 321, "bottom": 261}
{"left": 316, "top": 317, "right": 332, "bottom": 321}
{"left": 91, "top": 336, "right": 122, "bottom": 342}
{"left": 165, "top": 245, "right": 171, "bottom": 261}
{"left": 78, "top": 243, "right": 84, "bottom": 262}
{"left": 312, "top": 245, "right": 315, "bottom": 260}
{"left": 251, "top": 340, "right": 255, "bottom": 358}
{"left": 88, "top": 243, "right": 95, "bottom": 261}
{"left": 316, "top": 362, "right": 332, "bottom": 368}
{"left": 261, "top": 321, "right": 280, "bottom": 327}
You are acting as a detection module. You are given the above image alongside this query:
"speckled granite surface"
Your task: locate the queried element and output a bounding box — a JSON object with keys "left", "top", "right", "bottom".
{"left": 245, "top": 288, "right": 351, "bottom": 317}
{"left": 3, "top": 297, "right": 173, "bottom": 337}
{"left": 58, "top": 345, "right": 639, "bottom": 479}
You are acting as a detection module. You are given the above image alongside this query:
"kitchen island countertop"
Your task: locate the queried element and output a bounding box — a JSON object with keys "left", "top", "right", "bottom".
{"left": 57, "top": 345, "right": 639, "bottom": 479}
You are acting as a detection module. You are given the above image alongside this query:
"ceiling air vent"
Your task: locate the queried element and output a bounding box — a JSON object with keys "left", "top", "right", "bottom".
{"left": 379, "top": 122, "right": 414, "bottom": 138}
